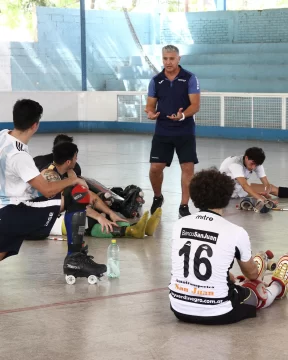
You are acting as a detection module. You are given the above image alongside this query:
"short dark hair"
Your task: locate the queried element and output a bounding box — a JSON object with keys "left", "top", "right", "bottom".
{"left": 189, "top": 168, "right": 235, "bottom": 210}
{"left": 53, "top": 142, "right": 78, "bottom": 165}
{"left": 53, "top": 134, "right": 74, "bottom": 147}
{"left": 13, "top": 99, "right": 43, "bottom": 131}
{"left": 244, "top": 147, "right": 266, "bottom": 165}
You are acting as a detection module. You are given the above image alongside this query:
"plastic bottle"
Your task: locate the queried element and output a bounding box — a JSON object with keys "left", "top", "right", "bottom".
{"left": 107, "top": 239, "right": 120, "bottom": 278}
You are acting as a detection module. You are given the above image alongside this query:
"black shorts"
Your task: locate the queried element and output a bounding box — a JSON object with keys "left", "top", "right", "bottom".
{"left": 150, "top": 135, "right": 198, "bottom": 167}
{"left": 0, "top": 199, "right": 61, "bottom": 259}
{"left": 171, "top": 285, "right": 257, "bottom": 325}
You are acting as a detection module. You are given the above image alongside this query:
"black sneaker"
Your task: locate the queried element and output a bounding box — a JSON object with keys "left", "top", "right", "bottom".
{"left": 150, "top": 194, "right": 164, "bottom": 214}
{"left": 179, "top": 205, "right": 191, "bottom": 218}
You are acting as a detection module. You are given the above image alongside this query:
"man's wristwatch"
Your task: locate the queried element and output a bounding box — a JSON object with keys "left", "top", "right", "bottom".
{"left": 179, "top": 113, "right": 185, "bottom": 121}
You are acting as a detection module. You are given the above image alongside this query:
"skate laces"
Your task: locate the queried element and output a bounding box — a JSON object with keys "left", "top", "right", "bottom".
{"left": 274, "top": 260, "right": 288, "bottom": 283}
{"left": 83, "top": 254, "right": 95, "bottom": 264}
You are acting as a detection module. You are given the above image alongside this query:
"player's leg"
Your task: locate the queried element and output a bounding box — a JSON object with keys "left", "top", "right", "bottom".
{"left": 0, "top": 200, "right": 61, "bottom": 260}
{"left": 90, "top": 211, "right": 150, "bottom": 239}
{"left": 250, "top": 183, "right": 288, "bottom": 198}
{"left": 175, "top": 135, "right": 199, "bottom": 218}
{"left": 0, "top": 252, "right": 7, "bottom": 261}
{"left": 62, "top": 186, "right": 107, "bottom": 281}
{"left": 149, "top": 135, "right": 174, "bottom": 214}
{"left": 241, "top": 254, "right": 288, "bottom": 309}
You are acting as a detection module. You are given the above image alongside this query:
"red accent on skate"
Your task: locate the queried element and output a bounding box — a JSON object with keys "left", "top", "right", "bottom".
{"left": 266, "top": 250, "right": 274, "bottom": 259}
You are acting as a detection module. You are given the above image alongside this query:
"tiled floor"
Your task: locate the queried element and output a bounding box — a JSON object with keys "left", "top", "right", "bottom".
{"left": 1, "top": 133, "right": 288, "bottom": 360}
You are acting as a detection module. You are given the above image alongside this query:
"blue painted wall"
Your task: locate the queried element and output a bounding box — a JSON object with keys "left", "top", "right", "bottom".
{"left": 9, "top": 7, "right": 288, "bottom": 93}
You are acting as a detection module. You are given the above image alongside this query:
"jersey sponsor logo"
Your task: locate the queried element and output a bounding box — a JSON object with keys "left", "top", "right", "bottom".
{"left": 195, "top": 214, "right": 213, "bottom": 221}
{"left": 170, "top": 290, "right": 228, "bottom": 305}
{"left": 178, "top": 79, "right": 186, "bottom": 82}
{"left": 175, "top": 283, "right": 215, "bottom": 297}
{"left": 180, "top": 228, "right": 219, "bottom": 245}
{"left": 16, "top": 141, "right": 25, "bottom": 152}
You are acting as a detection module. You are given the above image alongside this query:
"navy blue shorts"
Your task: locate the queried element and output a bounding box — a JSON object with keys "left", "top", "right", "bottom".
{"left": 0, "top": 199, "right": 61, "bottom": 259}
{"left": 150, "top": 134, "right": 198, "bottom": 167}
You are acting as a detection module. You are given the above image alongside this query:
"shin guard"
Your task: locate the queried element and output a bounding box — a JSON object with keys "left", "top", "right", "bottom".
{"left": 65, "top": 210, "right": 86, "bottom": 254}
{"left": 242, "top": 279, "right": 268, "bottom": 309}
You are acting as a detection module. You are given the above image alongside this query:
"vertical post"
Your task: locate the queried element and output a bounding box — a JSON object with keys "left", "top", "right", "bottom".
{"left": 216, "top": 0, "right": 226, "bottom": 11}
{"left": 251, "top": 96, "right": 254, "bottom": 128}
{"left": 220, "top": 95, "right": 225, "bottom": 127}
{"left": 80, "top": 0, "right": 87, "bottom": 91}
{"left": 282, "top": 96, "right": 286, "bottom": 130}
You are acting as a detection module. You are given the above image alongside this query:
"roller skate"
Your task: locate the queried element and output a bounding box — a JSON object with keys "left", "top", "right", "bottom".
{"left": 271, "top": 254, "right": 288, "bottom": 299}
{"left": 236, "top": 250, "right": 276, "bottom": 283}
{"left": 63, "top": 251, "right": 107, "bottom": 285}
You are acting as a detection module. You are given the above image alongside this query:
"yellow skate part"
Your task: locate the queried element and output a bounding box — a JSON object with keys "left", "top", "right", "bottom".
{"left": 62, "top": 218, "right": 67, "bottom": 236}
{"left": 145, "top": 208, "right": 162, "bottom": 236}
{"left": 272, "top": 255, "right": 288, "bottom": 299}
{"left": 125, "top": 211, "right": 149, "bottom": 239}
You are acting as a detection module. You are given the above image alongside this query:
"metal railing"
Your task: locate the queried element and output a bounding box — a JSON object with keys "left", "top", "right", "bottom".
{"left": 117, "top": 92, "right": 288, "bottom": 129}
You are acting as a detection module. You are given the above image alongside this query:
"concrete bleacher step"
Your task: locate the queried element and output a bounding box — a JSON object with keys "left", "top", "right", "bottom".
{"left": 143, "top": 43, "right": 288, "bottom": 55}
{"left": 114, "top": 64, "right": 288, "bottom": 81}
{"left": 183, "top": 64, "right": 288, "bottom": 79}
{"left": 180, "top": 53, "right": 288, "bottom": 65}
{"left": 106, "top": 78, "right": 288, "bottom": 93}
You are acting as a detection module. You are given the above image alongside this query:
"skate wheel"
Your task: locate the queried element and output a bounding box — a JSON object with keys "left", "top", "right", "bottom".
{"left": 265, "top": 250, "right": 274, "bottom": 259}
{"left": 88, "top": 275, "right": 98, "bottom": 285}
{"left": 65, "top": 275, "right": 76, "bottom": 285}
{"left": 267, "top": 260, "right": 277, "bottom": 271}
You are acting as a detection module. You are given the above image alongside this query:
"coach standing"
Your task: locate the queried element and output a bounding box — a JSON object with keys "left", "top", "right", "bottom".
{"left": 145, "top": 45, "right": 200, "bottom": 218}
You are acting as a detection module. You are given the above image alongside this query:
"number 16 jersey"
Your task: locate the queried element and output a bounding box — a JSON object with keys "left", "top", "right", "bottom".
{"left": 169, "top": 210, "right": 252, "bottom": 317}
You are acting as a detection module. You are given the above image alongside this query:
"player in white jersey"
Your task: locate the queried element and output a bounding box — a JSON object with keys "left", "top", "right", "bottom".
{"left": 0, "top": 99, "right": 107, "bottom": 281}
{"left": 220, "top": 147, "right": 288, "bottom": 204}
{"left": 169, "top": 168, "right": 288, "bottom": 325}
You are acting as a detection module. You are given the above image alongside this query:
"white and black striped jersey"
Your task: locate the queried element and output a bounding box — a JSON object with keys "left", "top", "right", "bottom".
{"left": 0, "top": 129, "right": 40, "bottom": 208}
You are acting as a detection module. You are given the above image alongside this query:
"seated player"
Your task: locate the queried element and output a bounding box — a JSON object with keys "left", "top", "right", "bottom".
{"left": 0, "top": 99, "right": 106, "bottom": 281}
{"left": 34, "top": 134, "right": 145, "bottom": 219}
{"left": 34, "top": 134, "right": 82, "bottom": 176}
{"left": 219, "top": 147, "right": 288, "bottom": 209}
{"left": 169, "top": 168, "right": 288, "bottom": 325}
{"left": 46, "top": 142, "right": 162, "bottom": 239}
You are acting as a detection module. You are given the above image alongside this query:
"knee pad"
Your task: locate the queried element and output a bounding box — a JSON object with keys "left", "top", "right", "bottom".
{"left": 65, "top": 210, "right": 86, "bottom": 253}
{"left": 242, "top": 279, "right": 268, "bottom": 309}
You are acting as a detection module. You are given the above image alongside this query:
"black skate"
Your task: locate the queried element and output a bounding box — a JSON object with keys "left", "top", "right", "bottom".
{"left": 63, "top": 252, "right": 107, "bottom": 285}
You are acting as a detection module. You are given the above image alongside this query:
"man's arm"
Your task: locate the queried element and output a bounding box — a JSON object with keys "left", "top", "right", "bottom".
{"left": 86, "top": 206, "right": 117, "bottom": 233}
{"left": 237, "top": 257, "right": 259, "bottom": 280}
{"left": 236, "top": 177, "right": 264, "bottom": 201}
{"left": 145, "top": 79, "right": 160, "bottom": 120}
{"left": 183, "top": 93, "right": 200, "bottom": 118}
{"left": 29, "top": 174, "right": 86, "bottom": 199}
{"left": 90, "top": 191, "right": 128, "bottom": 224}
{"left": 235, "top": 229, "right": 259, "bottom": 280}
{"left": 12, "top": 152, "right": 86, "bottom": 198}
{"left": 183, "top": 74, "right": 200, "bottom": 117}
{"left": 145, "top": 97, "right": 160, "bottom": 120}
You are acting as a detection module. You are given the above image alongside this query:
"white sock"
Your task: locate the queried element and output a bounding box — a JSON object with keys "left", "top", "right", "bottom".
{"left": 261, "top": 281, "right": 282, "bottom": 309}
